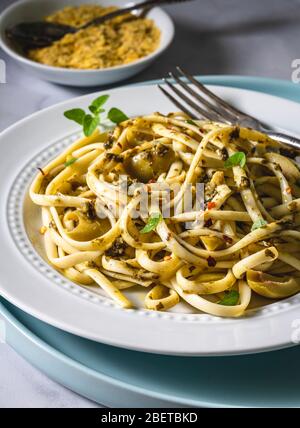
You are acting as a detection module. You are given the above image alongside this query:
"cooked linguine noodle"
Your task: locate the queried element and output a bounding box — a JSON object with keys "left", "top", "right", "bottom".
{"left": 30, "top": 112, "right": 300, "bottom": 317}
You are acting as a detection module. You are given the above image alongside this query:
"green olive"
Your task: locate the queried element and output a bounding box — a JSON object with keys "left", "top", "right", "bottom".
{"left": 124, "top": 151, "right": 154, "bottom": 183}
{"left": 65, "top": 211, "right": 110, "bottom": 242}
{"left": 124, "top": 144, "right": 175, "bottom": 183}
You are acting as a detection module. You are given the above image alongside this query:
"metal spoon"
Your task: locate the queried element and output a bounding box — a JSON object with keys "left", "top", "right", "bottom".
{"left": 6, "top": 0, "right": 191, "bottom": 50}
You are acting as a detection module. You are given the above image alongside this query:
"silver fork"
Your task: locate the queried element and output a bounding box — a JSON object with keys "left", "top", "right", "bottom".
{"left": 158, "top": 67, "right": 300, "bottom": 151}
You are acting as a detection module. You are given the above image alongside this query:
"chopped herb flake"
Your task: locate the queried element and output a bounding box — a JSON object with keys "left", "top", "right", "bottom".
{"left": 219, "top": 290, "right": 239, "bottom": 306}
{"left": 224, "top": 152, "right": 246, "bottom": 169}
{"left": 186, "top": 119, "right": 198, "bottom": 127}
{"left": 207, "top": 256, "right": 217, "bottom": 267}
{"left": 251, "top": 218, "right": 268, "bottom": 231}
{"left": 140, "top": 213, "right": 162, "bottom": 234}
{"left": 64, "top": 158, "right": 77, "bottom": 167}
{"left": 37, "top": 167, "right": 46, "bottom": 176}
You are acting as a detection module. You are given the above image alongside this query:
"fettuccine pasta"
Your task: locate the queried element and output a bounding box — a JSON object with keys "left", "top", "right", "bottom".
{"left": 30, "top": 112, "right": 300, "bottom": 317}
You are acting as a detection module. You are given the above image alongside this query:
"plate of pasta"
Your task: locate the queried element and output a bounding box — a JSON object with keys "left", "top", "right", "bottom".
{"left": 2, "top": 81, "right": 300, "bottom": 355}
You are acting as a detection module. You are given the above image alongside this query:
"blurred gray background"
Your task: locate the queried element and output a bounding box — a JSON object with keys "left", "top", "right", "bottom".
{"left": 1, "top": 0, "right": 300, "bottom": 130}
{"left": 0, "top": 0, "right": 300, "bottom": 408}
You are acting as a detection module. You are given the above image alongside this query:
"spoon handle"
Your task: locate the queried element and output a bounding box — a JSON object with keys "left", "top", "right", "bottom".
{"left": 80, "top": 0, "right": 192, "bottom": 29}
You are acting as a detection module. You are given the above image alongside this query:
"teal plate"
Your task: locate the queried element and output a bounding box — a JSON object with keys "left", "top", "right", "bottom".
{"left": 1, "top": 76, "right": 300, "bottom": 408}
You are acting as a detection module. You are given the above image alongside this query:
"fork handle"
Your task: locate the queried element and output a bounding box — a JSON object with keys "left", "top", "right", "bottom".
{"left": 80, "top": 0, "right": 189, "bottom": 29}
{"left": 265, "top": 130, "right": 300, "bottom": 151}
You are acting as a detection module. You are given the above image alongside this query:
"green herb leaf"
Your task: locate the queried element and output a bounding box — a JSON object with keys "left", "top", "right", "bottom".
{"left": 251, "top": 218, "right": 268, "bottom": 232}
{"left": 83, "top": 114, "right": 99, "bottom": 137}
{"left": 64, "top": 157, "right": 77, "bottom": 167}
{"left": 224, "top": 152, "right": 246, "bottom": 169}
{"left": 108, "top": 108, "right": 129, "bottom": 124}
{"left": 219, "top": 290, "right": 239, "bottom": 306}
{"left": 88, "top": 95, "right": 109, "bottom": 115}
{"left": 64, "top": 109, "right": 86, "bottom": 125}
{"left": 64, "top": 95, "right": 127, "bottom": 135}
{"left": 91, "top": 94, "right": 109, "bottom": 110}
{"left": 186, "top": 119, "right": 198, "bottom": 127}
{"left": 89, "top": 105, "right": 105, "bottom": 115}
{"left": 140, "top": 213, "right": 162, "bottom": 234}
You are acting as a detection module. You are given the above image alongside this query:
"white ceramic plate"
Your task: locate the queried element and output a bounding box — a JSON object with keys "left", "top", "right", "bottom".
{"left": 0, "top": 0, "right": 174, "bottom": 87}
{"left": 1, "top": 82, "right": 300, "bottom": 356}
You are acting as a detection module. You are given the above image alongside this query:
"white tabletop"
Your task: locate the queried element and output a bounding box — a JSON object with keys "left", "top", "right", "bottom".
{"left": 1, "top": 0, "right": 300, "bottom": 408}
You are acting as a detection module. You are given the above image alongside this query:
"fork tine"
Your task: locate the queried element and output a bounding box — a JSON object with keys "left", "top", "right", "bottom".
{"left": 169, "top": 71, "right": 233, "bottom": 124}
{"left": 163, "top": 79, "right": 219, "bottom": 121}
{"left": 158, "top": 85, "right": 197, "bottom": 118}
{"left": 158, "top": 84, "right": 196, "bottom": 117}
{"left": 176, "top": 66, "right": 243, "bottom": 119}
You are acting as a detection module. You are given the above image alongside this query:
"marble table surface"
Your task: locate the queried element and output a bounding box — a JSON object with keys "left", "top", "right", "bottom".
{"left": 1, "top": 0, "right": 300, "bottom": 408}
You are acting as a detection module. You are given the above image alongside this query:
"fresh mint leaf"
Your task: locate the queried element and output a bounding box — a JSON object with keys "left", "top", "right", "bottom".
{"left": 83, "top": 114, "right": 99, "bottom": 137}
{"left": 224, "top": 152, "right": 246, "bottom": 169}
{"left": 140, "top": 213, "right": 162, "bottom": 234}
{"left": 251, "top": 218, "right": 268, "bottom": 232}
{"left": 64, "top": 109, "right": 86, "bottom": 125}
{"left": 108, "top": 108, "right": 129, "bottom": 124}
{"left": 219, "top": 290, "right": 239, "bottom": 306}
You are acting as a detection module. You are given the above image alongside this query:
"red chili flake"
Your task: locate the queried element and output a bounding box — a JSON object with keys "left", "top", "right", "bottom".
{"left": 286, "top": 187, "right": 293, "bottom": 195}
{"left": 223, "top": 235, "right": 233, "bottom": 244}
{"left": 207, "top": 256, "right": 217, "bottom": 267}
{"left": 204, "top": 218, "right": 213, "bottom": 228}
{"left": 207, "top": 201, "right": 216, "bottom": 210}
{"left": 148, "top": 178, "right": 156, "bottom": 184}
{"left": 37, "top": 167, "right": 46, "bottom": 176}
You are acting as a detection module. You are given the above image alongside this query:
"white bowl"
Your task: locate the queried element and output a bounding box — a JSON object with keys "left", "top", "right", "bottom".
{"left": 0, "top": 0, "right": 174, "bottom": 87}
